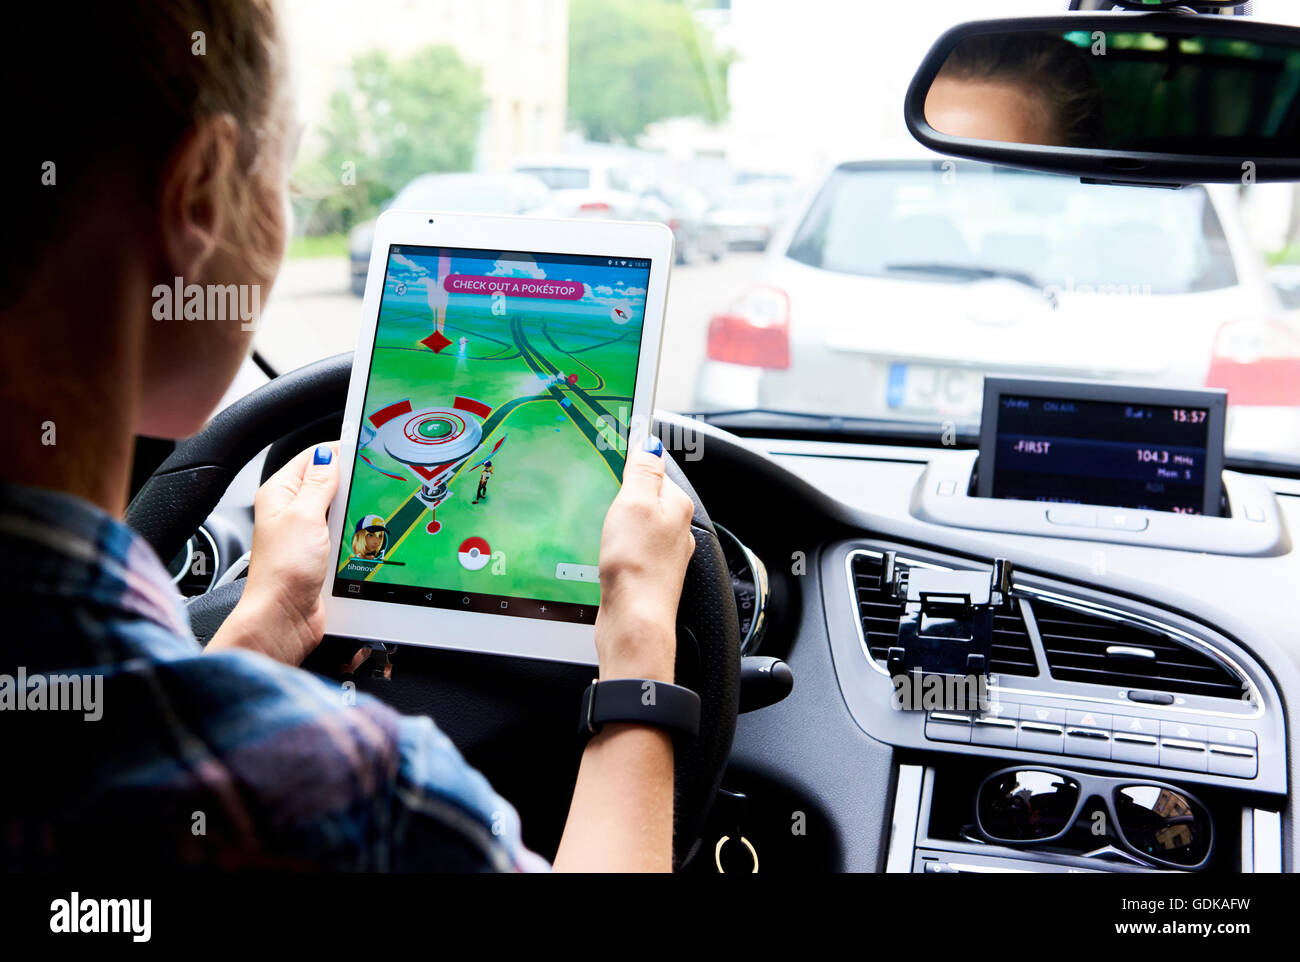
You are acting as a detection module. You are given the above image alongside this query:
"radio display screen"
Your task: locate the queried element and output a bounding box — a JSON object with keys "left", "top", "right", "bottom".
{"left": 977, "top": 379, "right": 1226, "bottom": 516}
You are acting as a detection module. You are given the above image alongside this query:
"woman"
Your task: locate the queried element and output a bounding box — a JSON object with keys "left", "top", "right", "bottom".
{"left": 0, "top": 1, "right": 695, "bottom": 872}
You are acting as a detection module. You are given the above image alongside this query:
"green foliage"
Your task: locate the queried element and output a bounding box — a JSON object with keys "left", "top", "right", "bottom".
{"left": 569, "top": 0, "right": 731, "bottom": 143}
{"left": 294, "top": 45, "right": 485, "bottom": 235}
{"left": 287, "top": 233, "right": 348, "bottom": 259}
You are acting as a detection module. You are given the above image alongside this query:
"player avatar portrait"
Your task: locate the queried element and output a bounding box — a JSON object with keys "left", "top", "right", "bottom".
{"left": 350, "top": 514, "right": 390, "bottom": 560}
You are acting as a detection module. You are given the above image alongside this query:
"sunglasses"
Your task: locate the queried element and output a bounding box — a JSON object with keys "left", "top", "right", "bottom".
{"left": 975, "top": 767, "right": 1214, "bottom": 870}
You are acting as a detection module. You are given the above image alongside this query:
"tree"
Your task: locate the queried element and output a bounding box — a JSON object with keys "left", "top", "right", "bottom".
{"left": 295, "top": 45, "right": 485, "bottom": 234}
{"left": 569, "top": 0, "right": 731, "bottom": 143}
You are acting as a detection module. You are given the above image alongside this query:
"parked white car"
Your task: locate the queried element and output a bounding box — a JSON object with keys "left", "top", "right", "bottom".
{"left": 512, "top": 154, "right": 668, "bottom": 222}
{"left": 694, "top": 154, "right": 1300, "bottom": 458}
{"left": 347, "top": 172, "right": 549, "bottom": 295}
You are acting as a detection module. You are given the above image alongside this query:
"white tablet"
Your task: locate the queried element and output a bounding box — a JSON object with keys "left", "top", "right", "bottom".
{"left": 323, "top": 210, "right": 674, "bottom": 664}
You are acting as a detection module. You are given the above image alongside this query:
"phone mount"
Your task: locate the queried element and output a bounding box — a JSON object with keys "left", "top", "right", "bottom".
{"left": 883, "top": 553, "right": 1014, "bottom": 688}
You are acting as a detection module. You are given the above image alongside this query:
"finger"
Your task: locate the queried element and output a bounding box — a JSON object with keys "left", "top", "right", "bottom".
{"left": 260, "top": 441, "right": 338, "bottom": 512}
{"left": 662, "top": 476, "right": 695, "bottom": 525}
{"left": 619, "top": 439, "right": 666, "bottom": 504}
{"left": 295, "top": 442, "right": 341, "bottom": 517}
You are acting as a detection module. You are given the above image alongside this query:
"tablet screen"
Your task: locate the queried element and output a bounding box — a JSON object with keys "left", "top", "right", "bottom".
{"left": 332, "top": 243, "right": 653, "bottom": 624}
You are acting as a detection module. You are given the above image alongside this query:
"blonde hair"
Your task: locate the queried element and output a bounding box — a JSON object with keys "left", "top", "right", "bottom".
{"left": 7, "top": 1, "right": 287, "bottom": 303}
{"left": 143, "top": 0, "right": 288, "bottom": 267}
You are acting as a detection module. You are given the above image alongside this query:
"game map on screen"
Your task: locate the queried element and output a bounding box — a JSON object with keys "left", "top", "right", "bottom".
{"left": 332, "top": 244, "right": 653, "bottom": 624}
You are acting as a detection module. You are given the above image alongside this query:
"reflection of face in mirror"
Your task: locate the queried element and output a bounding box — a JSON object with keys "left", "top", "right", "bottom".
{"left": 924, "top": 34, "right": 1102, "bottom": 148}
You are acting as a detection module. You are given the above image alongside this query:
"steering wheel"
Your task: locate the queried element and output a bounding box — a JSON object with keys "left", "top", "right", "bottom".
{"left": 125, "top": 353, "right": 741, "bottom": 868}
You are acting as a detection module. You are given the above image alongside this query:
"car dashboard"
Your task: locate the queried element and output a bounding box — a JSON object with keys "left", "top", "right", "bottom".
{"left": 174, "top": 384, "right": 1297, "bottom": 874}
{"left": 666, "top": 416, "right": 1297, "bottom": 873}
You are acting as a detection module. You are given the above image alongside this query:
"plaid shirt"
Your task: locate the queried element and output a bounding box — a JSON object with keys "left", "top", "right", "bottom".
{"left": 0, "top": 480, "right": 547, "bottom": 872}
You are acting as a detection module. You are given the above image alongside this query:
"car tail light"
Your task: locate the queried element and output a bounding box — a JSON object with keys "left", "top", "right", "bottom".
{"left": 578, "top": 201, "right": 611, "bottom": 215}
{"left": 1205, "top": 317, "right": 1300, "bottom": 405}
{"left": 707, "top": 285, "right": 790, "bottom": 369}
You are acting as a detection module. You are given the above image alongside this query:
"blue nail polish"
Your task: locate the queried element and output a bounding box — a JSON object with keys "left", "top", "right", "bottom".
{"left": 313, "top": 445, "right": 333, "bottom": 465}
{"left": 642, "top": 435, "right": 663, "bottom": 457}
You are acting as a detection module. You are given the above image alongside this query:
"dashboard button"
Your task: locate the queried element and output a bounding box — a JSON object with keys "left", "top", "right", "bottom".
{"left": 1018, "top": 723, "right": 1064, "bottom": 754}
{"left": 1159, "top": 721, "right": 1208, "bottom": 742}
{"left": 1046, "top": 507, "right": 1096, "bottom": 528}
{"left": 1112, "top": 715, "right": 1158, "bottom": 736}
{"left": 1111, "top": 731, "right": 1159, "bottom": 766}
{"left": 1066, "top": 710, "right": 1112, "bottom": 730}
{"left": 1097, "top": 510, "right": 1148, "bottom": 532}
{"left": 1206, "top": 727, "right": 1256, "bottom": 748}
{"left": 1017, "top": 710, "right": 1064, "bottom": 753}
{"left": 1208, "top": 744, "right": 1258, "bottom": 778}
{"left": 1064, "top": 727, "right": 1111, "bottom": 760}
{"left": 981, "top": 699, "right": 1017, "bottom": 718}
{"left": 971, "top": 714, "right": 1019, "bottom": 749}
{"left": 1159, "top": 738, "right": 1209, "bottom": 772}
{"left": 1126, "top": 690, "right": 1175, "bottom": 706}
{"left": 925, "top": 711, "right": 972, "bottom": 744}
{"left": 1018, "top": 705, "right": 1065, "bottom": 725}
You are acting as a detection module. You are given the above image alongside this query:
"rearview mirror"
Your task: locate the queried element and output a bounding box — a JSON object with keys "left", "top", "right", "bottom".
{"left": 905, "top": 13, "right": 1300, "bottom": 186}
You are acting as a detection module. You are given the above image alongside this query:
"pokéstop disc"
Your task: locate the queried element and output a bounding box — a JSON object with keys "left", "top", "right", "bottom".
{"left": 381, "top": 407, "right": 484, "bottom": 466}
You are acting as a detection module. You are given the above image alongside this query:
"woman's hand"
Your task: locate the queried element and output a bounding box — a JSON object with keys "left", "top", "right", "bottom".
{"left": 593, "top": 437, "right": 696, "bottom": 683}
{"left": 553, "top": 437, "right": 695, "bottom": 872}
{"left": 207, "top": 442, "right": 340, "bottom": 665}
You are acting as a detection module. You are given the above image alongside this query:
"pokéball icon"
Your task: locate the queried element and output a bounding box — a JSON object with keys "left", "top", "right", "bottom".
{"left": 458, "top": 536, "right": 491, "bottom": 571}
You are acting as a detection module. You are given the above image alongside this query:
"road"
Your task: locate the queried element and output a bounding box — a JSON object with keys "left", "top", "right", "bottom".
{"left": 255, "top": 251, "right": 768, "bottom": 413}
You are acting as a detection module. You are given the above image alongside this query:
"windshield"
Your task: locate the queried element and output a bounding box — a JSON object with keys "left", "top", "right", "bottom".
{"left": 263, "top": 0, "right": 1300, "bottom": 467}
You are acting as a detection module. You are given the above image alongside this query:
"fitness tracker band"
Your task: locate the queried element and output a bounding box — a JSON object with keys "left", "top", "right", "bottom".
{"left": 578, "top": 678, "right": 701, "bottom": 741}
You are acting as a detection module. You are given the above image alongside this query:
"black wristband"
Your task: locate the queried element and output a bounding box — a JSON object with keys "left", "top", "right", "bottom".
{"left": 578, "top": 678, "right": 701, "bottom": 742}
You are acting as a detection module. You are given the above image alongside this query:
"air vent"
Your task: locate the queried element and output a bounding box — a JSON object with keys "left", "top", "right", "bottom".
{"left": 850, "top": 553, "right": 906, "bottom": 665}
{"left": 1034, "top": 601, "right": 1243, "bottom": 699}
{"left": 850, "top": 553, "right": 1038, "bottom": 677}
{"left": 990, "top": 608, "right": 1039, "bottom": 677}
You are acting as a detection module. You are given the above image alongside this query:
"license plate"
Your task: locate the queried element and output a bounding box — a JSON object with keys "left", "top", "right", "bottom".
{"left": 886, "top": 363, "right": 984, "bottom": 416}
